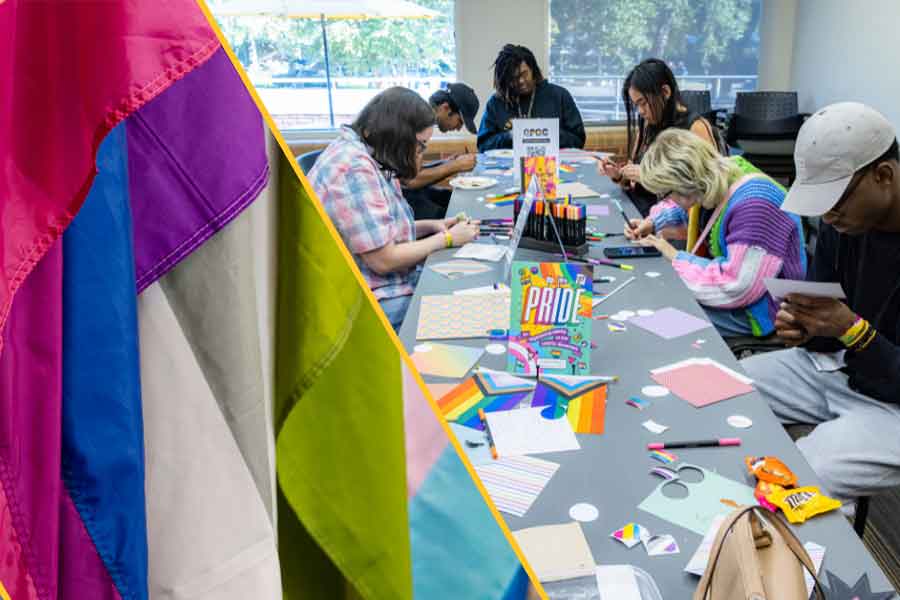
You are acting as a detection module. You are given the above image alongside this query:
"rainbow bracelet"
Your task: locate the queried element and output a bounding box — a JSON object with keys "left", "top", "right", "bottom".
{"left": 839, "top": 316, "right": 867, "bottom": 347}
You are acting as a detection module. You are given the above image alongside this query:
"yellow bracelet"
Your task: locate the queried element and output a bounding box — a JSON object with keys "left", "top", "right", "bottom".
{"left": 855, "top": 327, "right": 878, "bottom": 352}
{"left": 445, "top": 231, "right": 453, "bottom": 248}
{"left": 839, "top": 316, "right": 867, "bottom": 347}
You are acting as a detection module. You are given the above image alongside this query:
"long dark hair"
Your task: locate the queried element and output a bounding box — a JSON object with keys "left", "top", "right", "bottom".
{"left": 351, "top": 87, "right": 436, "bottom": 180}
{"left": 492, "top": 44, "right": 544, "bottom": 104}
{"left": 623, "top": 58, "right": 685, "bottom": 161}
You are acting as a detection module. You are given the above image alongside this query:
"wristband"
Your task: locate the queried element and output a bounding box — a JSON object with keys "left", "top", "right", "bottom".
{"left": 445, "top": 231, "right": 453, "bottom": 248}
{"left": 855, "top": 326, "right": 878, "bottom": 352}
{"left": 839, "top": 316, "right": 866, "bottom": 346}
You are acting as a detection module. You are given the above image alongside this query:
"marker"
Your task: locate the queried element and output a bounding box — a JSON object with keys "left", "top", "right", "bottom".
{"left": 478, "top": 408, "right": 499, "bottom": 460}
{"left": 647, "top": 438, "right": 742, "bottom": 450}
{"left": 613, "top": 199, "right": 635, "bottom": 232}
{"left": 563, "top": 254, "right": 634, "bottom": 271}
{"left": 593, "top": 276, "right": 636, "bottom": 306}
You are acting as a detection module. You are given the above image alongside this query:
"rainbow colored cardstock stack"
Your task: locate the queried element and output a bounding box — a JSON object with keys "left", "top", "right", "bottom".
{"left": 530, "top": 374, "right": 607, "bottom": 435}
{"left": 437, "top": 370, "right": 536, "bottom": 430}
{"left": 507, "top": 262, "right": 593, "bottom": 376}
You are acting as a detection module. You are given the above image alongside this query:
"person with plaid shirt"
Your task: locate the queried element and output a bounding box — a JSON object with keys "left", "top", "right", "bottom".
{"left": 309, "top": 87, "right": 480, "bottom": 330}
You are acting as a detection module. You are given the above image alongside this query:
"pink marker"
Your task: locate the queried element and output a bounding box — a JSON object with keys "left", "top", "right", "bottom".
{"left": 647, "top": 438, "right": 741, "bottom": 450}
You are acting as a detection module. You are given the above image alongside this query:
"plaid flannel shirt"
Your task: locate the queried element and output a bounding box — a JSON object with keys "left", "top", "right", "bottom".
{"left": 308, "top": 126, "right": 417, "bottom": 300}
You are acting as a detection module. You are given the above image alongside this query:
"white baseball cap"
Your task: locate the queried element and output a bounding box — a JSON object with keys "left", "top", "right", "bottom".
{"left": 782, "top": 102, "right": 896, "bottom": 216}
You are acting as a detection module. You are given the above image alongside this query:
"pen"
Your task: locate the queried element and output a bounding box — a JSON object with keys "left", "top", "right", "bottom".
{"left": 562, "top": 254, "right": 634, "bottom": 271}
{"left": 592, "top": 276, "right": 636, "bottom": 306}
{"left": 647, "top": 438, "right": 742, "bottom": 450}
{"left": 478, "top": 408, "right": 499, "bottom": 459}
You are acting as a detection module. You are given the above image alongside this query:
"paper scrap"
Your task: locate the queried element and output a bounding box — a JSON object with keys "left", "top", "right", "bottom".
{"left": 610, "top": 523, "right": 649, "bottom": 548}
{"left": 587, "top": 205, "right": 610, "bottom": 216}
{"left": 685, "top": 514, "right": 727, "bottom": 576}
{"left": 608, "top": 322, "right": 627, "bottom": 333}
{"left": 514, "top": 522, "right": 596, "bottom": 582}
{"left": 569, "top": 502, "right": 600, "bottom": 522}
{"left": 626, "top": 396, "right": 651, "bottom": 410}
{"left": 629, "top": 307, "right": 713, "bottom": 340}
{"left": 454, "top": 243, "right": 509, "bottom": 262}
{"left": 642, "top": 419, "right": 669, "bottom": 434}
{"left": 651, "top": 466, "right": 678, "bottom": 480}
{"left": 649, "top": 449, "right": 678, "bottom": 464}
{"left": 764, "top": 278, "right": 846, "bottom": 300}
{"left": 595, "top": 565, "right": 643, "bottom": 600}
{"left": 642, "top": 385, "right": 670, "bottom": 398}
{"left": 484, "top": 343, "right": 506, "bottom": 355}
{"left": 726, "top": 415, "right": 753, "bottom": 429}
{"left": 645, "top": 271, "right": 662, "bottom": 278}
{"left": 486, "top": 406, "right": 580, "bottom": 456}
{"left": 803, "top": 542, "right": 826, "bottom": 596}
{"left": 475, "top": 455, "right": 560, "bottom": 517}
{"left": 637, "top": 309, "right": 655, "bottom": 317}
{"left": 644, "top": 534, "right": 680, "bottom": 556}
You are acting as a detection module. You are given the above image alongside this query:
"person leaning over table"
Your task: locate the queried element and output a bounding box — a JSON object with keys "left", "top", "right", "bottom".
{"left": 402, "top": 83, "right": 481, "bottom": 220}
{"left": 630, "top": 128, "right": 806, "bottom": 338}
{"left": 308, "top": 87, "right": 480, "bottom": 331}
{"left": 741, "top": 103, "right": 900, "bottom": 516}
{"left": 476, "top": 44, "right": 586, "bottom": 152}
{"left": 599, "top": 58, "right": 722, "bottom": 220}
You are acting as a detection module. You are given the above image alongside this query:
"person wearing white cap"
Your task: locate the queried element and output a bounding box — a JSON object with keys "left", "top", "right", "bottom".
{"left": 742, "top": 102, "right": 900, "bottom": 511}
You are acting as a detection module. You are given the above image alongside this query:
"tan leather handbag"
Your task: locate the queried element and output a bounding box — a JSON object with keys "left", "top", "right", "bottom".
{"left": 693, "top": 505, "right": 826, "bottom": 600}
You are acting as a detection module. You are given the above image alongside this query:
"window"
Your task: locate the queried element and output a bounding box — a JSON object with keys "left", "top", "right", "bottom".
{"left": 210, "top": 0, "right": 456, "bottom": 131}
{"left": 549, "top": 0, "right": 762, "bottom": 123}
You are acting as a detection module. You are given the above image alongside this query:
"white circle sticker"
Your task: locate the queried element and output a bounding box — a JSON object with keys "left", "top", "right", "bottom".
{"left": 414, "top": 343, "right": 433, "bottom": 353}
{"left": 727, "top": 415, "right": 753, "bottom": 429}
{"left": 642, "top": 385, "right": 670, "bottom": 398}
{"left": 569, "top": 502, "right": 600, "bottom": 522}
{"left": 619, "top": 310, "right": 636, "bottom": 318}
{"left": 646, "top": 271, "right": 662, "bottom": 278}
{"left": 485, "top": 343, "right": 506, "bottom": 355}
{"left": 486, "top": 203, "right": 497, "bottom": 210}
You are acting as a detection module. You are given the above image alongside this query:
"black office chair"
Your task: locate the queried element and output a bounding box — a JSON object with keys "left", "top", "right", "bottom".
{"left": 296, "top": 149, "right": 323, "bottom": 175}
{"left": 726, "top": 92, "right": 808, "bottom": 185}
{"left": 681, "top": 90, "right": 727, "bottom": 129}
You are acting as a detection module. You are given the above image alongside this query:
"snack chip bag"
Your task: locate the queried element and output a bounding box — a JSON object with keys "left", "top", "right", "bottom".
{"left": 745, "top": 455, "right": 798, "bottom": 487}
{"left": 766, "top": 485, "right": 842, "bottom": 523}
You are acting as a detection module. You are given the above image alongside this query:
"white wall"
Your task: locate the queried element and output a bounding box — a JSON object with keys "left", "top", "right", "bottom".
{"left": 758, "top": 0, "right": 797, "bottom": 90}
{"left": 455, "top": 0, "right": 550, "bottom": 124}
{"left": 790, "top": 0, "right": 900, "bottom": 128}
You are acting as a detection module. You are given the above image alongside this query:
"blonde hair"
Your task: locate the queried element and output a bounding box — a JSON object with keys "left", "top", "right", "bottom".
{"left": 640, "top": 128, "right": 741, "bottom": 209}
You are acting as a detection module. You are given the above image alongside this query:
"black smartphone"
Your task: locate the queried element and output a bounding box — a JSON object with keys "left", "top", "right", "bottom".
{"left": 603, "top": 245, "right": 662, "bottom": 259}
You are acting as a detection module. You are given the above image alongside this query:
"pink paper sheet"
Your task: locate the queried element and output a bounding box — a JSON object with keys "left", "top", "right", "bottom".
{"left": 651, "top": 362, "right": 754, "bottom": 407}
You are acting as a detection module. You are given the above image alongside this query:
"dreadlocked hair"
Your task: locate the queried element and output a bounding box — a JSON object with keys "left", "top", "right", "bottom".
{"left": 492, "top": 44, "right": 543, "bottom": 104}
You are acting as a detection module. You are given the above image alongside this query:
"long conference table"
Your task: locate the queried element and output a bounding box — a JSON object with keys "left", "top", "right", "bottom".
{"left": 398, "top": 155, "right": 895, "bottom": 597}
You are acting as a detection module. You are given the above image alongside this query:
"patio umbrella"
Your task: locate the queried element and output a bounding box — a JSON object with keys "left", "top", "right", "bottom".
{"left": 209, "top": 0, "right": 443, "bottom": 126}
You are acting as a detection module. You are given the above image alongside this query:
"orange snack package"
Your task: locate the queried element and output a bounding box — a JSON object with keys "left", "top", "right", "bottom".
{"left": 745, "top": 455, "right": 798, "bottom": 487}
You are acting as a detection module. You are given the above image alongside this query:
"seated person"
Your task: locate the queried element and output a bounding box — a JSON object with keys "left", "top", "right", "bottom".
{"left": 308, "top": 87, "right": 479, "bottom": 331}
{"left": 477, "top": 44, "right": 585, "bottom": 151}
{"left": 742, "top": 103, "right": 900, "bottom": 513}
{"left": 403, "top": 83, "right": 480, "bottom": 220}
{"left": 599, "top": 58, "right": 721, "bottom": 219}
{"left": 632, "top": 129, "right": 806, "bottom": 338}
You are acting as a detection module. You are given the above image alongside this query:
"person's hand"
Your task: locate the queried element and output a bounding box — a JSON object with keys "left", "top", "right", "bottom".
{"left": 598, "top": 158, "right": 622, "bottom": 180}
{"left": 452, "top": 153, "right": 477, "bottom": 172}
{"left": 620, "top": 162, "right": 641, "bottom": 182}
{"left": 637, "top": 234, "right": 677, "bottom": 260}
{"left": 774, "top": 304, "right": 811, "bottom": 347}
{"left": 781, "top": 295, "right": 858, "bottom": 339}
{"left": 448, "top": 220, "right": 479, "bottom": 246}
{"left": 624, "top": 217, "right": 654, "bottom": 240}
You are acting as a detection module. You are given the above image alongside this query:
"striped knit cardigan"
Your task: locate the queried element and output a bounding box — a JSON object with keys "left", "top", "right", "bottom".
{"left": 649, "top": 165, "right": 807, "bottom": 336}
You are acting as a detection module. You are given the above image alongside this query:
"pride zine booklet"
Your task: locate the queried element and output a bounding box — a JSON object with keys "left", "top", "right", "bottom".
{"left": 507, "top": 262, "right": 593, "bottom": 375}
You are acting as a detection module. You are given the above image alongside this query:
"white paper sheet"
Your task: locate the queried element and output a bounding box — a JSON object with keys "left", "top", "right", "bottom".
{"left": 764, "top": 278, "right": 846, "bottom": 300}
{"left": 595, "top": 565, "right": 643, "bottom": 600}
{"left": 486, "top": 406, "right": 580, "bottom": 456}
{"left": 453, "top": 243, "right": 509, "bottom": 262}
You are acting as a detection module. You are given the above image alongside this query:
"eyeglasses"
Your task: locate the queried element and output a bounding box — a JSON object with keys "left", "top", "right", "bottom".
{"left": 415, "top": 139, "right": 428, "bottom": 155}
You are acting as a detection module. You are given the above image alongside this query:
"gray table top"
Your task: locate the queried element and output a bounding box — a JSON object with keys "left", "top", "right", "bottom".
{"left": 398, "top": 157, "right": 894, "bottom": 597}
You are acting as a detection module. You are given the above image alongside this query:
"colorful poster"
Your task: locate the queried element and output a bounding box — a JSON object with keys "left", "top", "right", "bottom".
{"left": 523, "top": 155, "right": 558, "bottom": 200}
{"left": 507, "top": 262, "right": 593, "bottom": 375}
